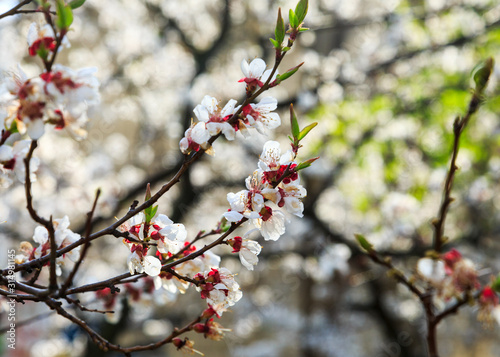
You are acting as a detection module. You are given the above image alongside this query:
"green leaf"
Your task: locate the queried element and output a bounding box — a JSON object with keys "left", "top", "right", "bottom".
{"left": 492, "top": 275, "right": 500, "bottom": 293}
{"left": 56, "top": 0, "right": 74, "bottom": 30}
{"left": 145, "top": 205, "right": 158, "bottom": 223}
{"left": 290, "top": 104, "right": 300, "bottom": 138}
{"left": 472, "top": 57, "right": 494, "bottom": 94}
{"left": 298, "top": 122, "right": 318, "bottom": 141}
{"left": 69, "top": 0, "right": 86, "bottom": 9}
{"left": 269, "top": 38, "right": 279, "bottom": 48}
{"left": 8, "top": 120, "right": 19, "bottom": 134}
{"left": 295, "top": 0, "right": 308, "bottom": 24}
{"left": 282, "top": 46, "right": 291, "bottom": 52}
{"left": 276, "top": 62, "right": 304, "bottom": 83}
{"left": 355, "top": 234, "right": 373, "bottom": 252}
{"left": 275, "top": 8, "right": 285, "bottom": 46}
{"left": 294, "top": 157, "right": 319, "bottom": 171}
{"left": 289, "top": 9, "right": 298, "bottom": 28}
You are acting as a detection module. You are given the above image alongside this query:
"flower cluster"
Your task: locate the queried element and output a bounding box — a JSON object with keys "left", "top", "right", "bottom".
{"left": 120, "top": 212, "right": 187, "bottom": 276}
{"left": 15, "top": 216, "right": 81, "bottom": 276}
{"left": 194, "top": 267, "right": 242, "bottom": 311}
{"left": 0, "top": 63, "right": 99, "bottom": 141}
{"left": 0, "top": 139, "right": 39, "bottom": 187}
{"left": 154, "top": 248, "right": 221, "bottom": 297}
{"left": 417, "top": 249, "right": 500, "bottom": 325}
{"left": 179, "top": 58, "right": 280, "bottom": 155}
{"left": 224, "top": 141, "right": 306, "bottom": 241}
{"left": 227, "top": 236, "right": 262, "bottom": 271}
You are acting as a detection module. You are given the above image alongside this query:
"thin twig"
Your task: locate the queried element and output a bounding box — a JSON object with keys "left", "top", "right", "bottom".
{"left": 0, "top": 0, "right": 33, "bottom": 20}
{"left": 60, "top": 189, "right": 101, "bottom": 295}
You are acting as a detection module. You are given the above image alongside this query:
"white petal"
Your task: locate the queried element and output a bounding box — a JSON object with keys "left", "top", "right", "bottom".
{"left": 33, "top": 226, "right": 48, "bottom": 245}
{"left": 143, "top": 256, "right": 162, "bottom": 276}
{"left": 191, "top": 122, "right": 210, "bottom": 144}
{"left": 261, "top": 112, "right": 281, "bottom": 129}
{"left": 155, "top": 214, "right": 173, "bottom": 227}
{"left": 221, "top": 99, "right": 237, "bottom": 117}
{"left": 256, "top": 96, "right": 278, "bottom": 111}
{"left": 259, "top": 210, "right": 286, "bottom": 241}
{"left": 27, "top": 120, "right": 45, "bottom": 140}
{"left": 159, "top": 223, "right": 187, "bottom": 241}
{"left": 193, "top": 104, "right": 210, "bottom": 122}
{"left": 240, "top": 59, "right": 250, "bottom": 77}
{"left": 0, "top": 146, "right": 13, "bottom": 162}
{"left": 223, "top": 210, "right": 244, "bottom": 222}
{"left": 248, "top": 58, "right": 266, "bottom": 78}
{"left": 417, "top": 258, "right": 445, "bottom": 282}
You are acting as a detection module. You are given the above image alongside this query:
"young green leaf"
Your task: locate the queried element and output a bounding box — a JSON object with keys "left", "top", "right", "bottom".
{"left": 8, "top": 120, "right": 19, "bottom": 134}
{"left": 56, "top": 0, "right": 74, "bottom": 30}
{"left": 289, "top": 9, "right": 298, "bottom": 28}
{"left": 69, "top": 0, "right": 86, "bottom": 9}
{"left": 472, "top": 57, "right": 494, "bottom": 94}
{"left": 269, "top": 38, "right": 279, "bottom": 49}
{"left": 492, "top": 275, "right": 500, "bottom": 293}
{"left": 276, "top": 62, "right": 304, "bottom": 83}
{"left": 295, "top": 0, "right": 308, "bottom": 24}
{"left": 355, "top": 234, "right": 373, "bottom": 252}
{"left": 275, "top": 8, "right": 285, "bottom": 46}
{"left": 294, "top": 157, "right": 319, "bottom": 171}
{"left": 298, "top": 122, "right": 318, "bottom": 141}
{"left": 290, "top": 104, "right": 300, "bottom": 139}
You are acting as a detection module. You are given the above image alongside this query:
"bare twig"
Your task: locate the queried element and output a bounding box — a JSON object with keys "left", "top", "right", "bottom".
{"left": 60, "top": 189, "right": 101, "bottom": 295}
{"left": 0, "top": 0, "right": 33, "bottom": 20}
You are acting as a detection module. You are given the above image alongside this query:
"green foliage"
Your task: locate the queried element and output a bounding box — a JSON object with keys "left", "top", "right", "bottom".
{"left": 355, "top": 234, "right": 373, "bottom": 252}
{"left": 56, "top": 0, "right": 74, "bottom": 30}
{"left": 69, "top": 0, "right": 86, "bottom": 9}
{"left": 294, "top": 0, "right": 308, "bottom": 24}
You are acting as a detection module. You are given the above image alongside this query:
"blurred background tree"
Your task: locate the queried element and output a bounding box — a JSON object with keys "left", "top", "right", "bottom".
{"left": 0, "top": 0, "right": 499, "bottom": 356}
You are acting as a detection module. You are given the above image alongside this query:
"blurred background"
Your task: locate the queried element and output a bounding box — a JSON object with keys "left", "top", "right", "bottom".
{"left": 1, "top": 0, "right": 500, "bottom": 356}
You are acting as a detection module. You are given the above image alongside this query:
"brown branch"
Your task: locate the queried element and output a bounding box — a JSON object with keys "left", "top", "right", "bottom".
{"left": 47, "top": 216, "right": 57, "bottom": 293}
{"left": 60, "top": 189, "right": 101, "bottom": 296}
{"left": 432, "top": 82, "right": 489, "bottom": 252}
{"left": 366, "top": 251, "right": 424, "bottom": 299}
{"left": 65, "top": 296, "right": 114, "bottom": 314}
{"left": 0, "top": 0, "right": 33, "bottom": 20}
{"left": 24, "top": 140, "right": 47, "bottom": 226}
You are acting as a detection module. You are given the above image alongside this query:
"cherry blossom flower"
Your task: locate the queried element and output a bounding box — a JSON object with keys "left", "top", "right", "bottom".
{"left": 151, "top": 214, "right": 188, "bottom": 255}
{"left": 0, "top": 140, "right": 39, "bottom": 186}
{"left": 175, "top": 250, "right": 221, "bottom": 280}
{"left": 0, "top": 64, "right": 99, "bottom": 140}
{"left": 417, "top": 258, "right": 446, "bottom": 284}
{"left": 126, "top": 248, "right": 162, "bottom": 276}
{"left": 172, "top": 338, "right": 204, "bottom": 356}
{"left": 258, "top": 140, "right": 294, "bottom": 174}
{"left": 227, "top": 236, "right": 262, "bottom": 271}
{"left": 238, "top": 58, "right": 277, "bottom": 89}
{"left": 193, "top": 96, "right": 237, "bottom": 140}
{"left": 277, "top": 180, "right": 307, "bottom": 217}
{"left": 31, "top": 216, "right": 81, "bottom": 275}
{"left": 179, "top": 121, "right": 211, "bottom": 155}
{"left": 120, "top": 212, "right": 187, "bottom": 277}
{"left": 0, "top": 68, "right": 47, "bottom": 139}
{"left": 478, "top": 286, "right": 500, "bottom": 326}
{"left": 241, "top": 96, "right": 281, "bottom": 134}
{"left": 154, "top": 270, "right": 190, "bottom": 295}
{"left": 193, "top": 318, "right": 231, "bottom": 341}
{"left": 223, "top": 169, "right": 279, "bottom": 222}
{"left": 195, "top": 267, "right": 242, "bottom": 308}
{"left": 254, "top": 206, "right": 286, "bottom": 241}
{"left": 27, "top": 23, "right": 57, "bottom": 57}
